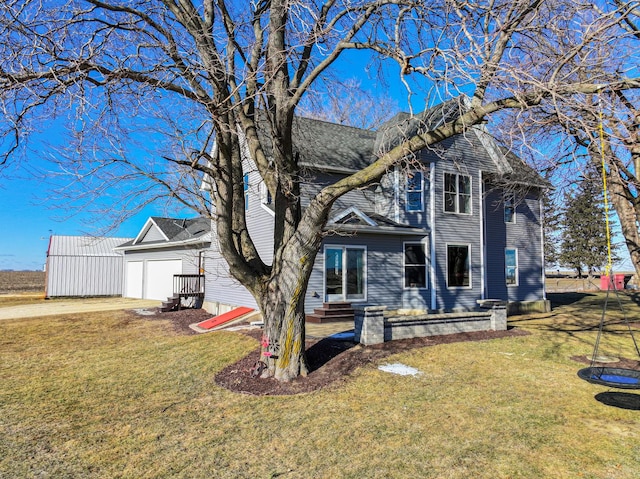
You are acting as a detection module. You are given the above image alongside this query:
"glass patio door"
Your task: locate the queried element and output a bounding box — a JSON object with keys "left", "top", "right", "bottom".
{"left": 325, "top": 247, "right": 365, "bottom": 302}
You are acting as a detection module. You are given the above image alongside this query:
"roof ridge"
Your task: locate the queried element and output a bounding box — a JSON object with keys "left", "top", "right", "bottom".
{"left": 294, "top": 114, "right": 378, "bottom": 134}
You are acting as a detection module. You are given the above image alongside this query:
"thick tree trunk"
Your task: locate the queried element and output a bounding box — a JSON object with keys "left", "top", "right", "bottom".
{"left": 255, "top": 208, "right": 325, "bottom": 381}
{"left": 257, "top": 245, "right": 319, "bottom": 381}
{"left": 606, "top": 166, "right": 640, "bottom": 279}
{"left": 259, "top": 284, "right": 309, "bottom": 381}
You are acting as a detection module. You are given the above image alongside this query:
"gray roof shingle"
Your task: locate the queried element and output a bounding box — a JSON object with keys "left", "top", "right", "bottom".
{"left": 256, "top": 112, "right": 376, "bottom": 172}
{"left": 117, "top": 216, "right": 211, "bottom": 249}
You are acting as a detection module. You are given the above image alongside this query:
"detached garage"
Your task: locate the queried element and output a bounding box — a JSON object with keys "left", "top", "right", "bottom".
{"left": 116, "top": 217, "right": 211, "bottom": 302}
{"left": 45, "top": 235, "right": 132, "bottom": 298}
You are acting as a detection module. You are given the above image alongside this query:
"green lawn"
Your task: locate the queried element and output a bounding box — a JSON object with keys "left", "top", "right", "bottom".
{"left": 1, "top": 293, "right": 639, "bottom": 478}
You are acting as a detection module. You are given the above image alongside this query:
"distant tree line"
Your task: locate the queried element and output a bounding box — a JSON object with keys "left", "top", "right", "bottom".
{"left": 544, "top": 170, "right": 620, "bottom": 278}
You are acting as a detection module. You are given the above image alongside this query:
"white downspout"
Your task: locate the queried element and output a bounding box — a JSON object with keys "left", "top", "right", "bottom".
{"left": 479, "top": 171, "right": 486, "bottom": 300}
{"left": 394, "top": 167, "right": 400, "bottom": 223}
{"left": 430, "top": 163, "right": 437, "bottom": 311}
{"left": 540, "top": 195, "right": 547, "bottom": 300}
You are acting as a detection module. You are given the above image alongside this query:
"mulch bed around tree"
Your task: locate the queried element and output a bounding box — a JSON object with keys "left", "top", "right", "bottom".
{"left": 214, "top": 328, "right": 531, "bottom": 396}
{"left": 130, "top": 307, "right": 532, "bottom": 396}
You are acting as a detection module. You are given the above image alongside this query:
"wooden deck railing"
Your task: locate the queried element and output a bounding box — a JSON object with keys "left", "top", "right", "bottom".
{"left": 173, "top": 274, "right": 205, "bottom": 298}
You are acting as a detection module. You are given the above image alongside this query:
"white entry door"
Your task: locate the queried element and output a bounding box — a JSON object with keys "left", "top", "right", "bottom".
{"left": 125, "top": 261, "right": 144, "bottom": 298}
{"left": 144, "top": 259, "right": 183, "bottom": 300}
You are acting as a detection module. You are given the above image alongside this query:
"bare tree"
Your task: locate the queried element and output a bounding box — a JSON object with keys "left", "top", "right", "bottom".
{"left": 494, "top": 1, "right": 640, "bottom": 278}
{"left": 297, "top": 78, "right": 398, "bottom": 129}
{"left": 1, "top": 0, "right": 639, "bottom": 380}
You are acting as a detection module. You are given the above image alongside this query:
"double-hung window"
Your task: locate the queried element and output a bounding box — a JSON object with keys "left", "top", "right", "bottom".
{"left": 404, "top": 243, "right": 427, "bottom": 288}
{"left": 444, "top": 173, "right": 471, "bottom": 214}
{"left": 505, "top": 248, "right": 518, "bottom": 285}
{"left": 447, "top": 244, "right": 471, "bottom": 288}
{"left": 406, "top": 171, "right": 424, "bottom": 212}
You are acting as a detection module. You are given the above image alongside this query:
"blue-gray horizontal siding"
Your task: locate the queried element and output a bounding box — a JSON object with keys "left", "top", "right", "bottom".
{"left": 431, "top": 164, "right": 483, "bottom": 311}
{"left": 506, "top": 190, "right": 544, "bottom": 301}
{"left": 301, "top": 171, "right": 378, "bottom": 214}
{"left": 203, "top": 240, "right": 259, "bottom": 310}
{"left": 306, "top": 233, "right": 429, "bottom": 314}
{"left": 484, "top": 187, "right": 544, "bottom": 302}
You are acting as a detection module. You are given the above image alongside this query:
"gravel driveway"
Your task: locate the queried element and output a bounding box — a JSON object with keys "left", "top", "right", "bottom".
{"left": 0, "top": 297, "right": 161, "bottom": 321}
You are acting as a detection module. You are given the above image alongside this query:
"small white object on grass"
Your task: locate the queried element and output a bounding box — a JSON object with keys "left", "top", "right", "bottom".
{"left": 378, "top": 363, "right": 422, "bottom": 376}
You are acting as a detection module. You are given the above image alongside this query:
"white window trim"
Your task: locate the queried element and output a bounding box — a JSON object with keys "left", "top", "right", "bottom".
{"left": 443, "top": 172, "right": 472, "bottom": 215}
{"left": 260, "top": 182, "right": 275, "bottom": 216}
{"left": 329, "top": 206, "right": 377, "bottom": 227}
{"left": 446, "top": 243, "right": 472, "bottom": 289}
{"left": 322, "top": 245, "right": 368, "bottom": 303}
{"left": 405, "top": 171, "right": 425, "bottom": 212}
{"left": 505, "top": 247, "right": 519, "bottom": 287}
{"left": 403, "top": 241, "right": 428, "bottom": 290}
{"left": 260, "top": 182, "right": 272, "bottom": 205}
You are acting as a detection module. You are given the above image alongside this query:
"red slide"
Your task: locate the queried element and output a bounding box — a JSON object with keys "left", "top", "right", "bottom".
{"left": 196, "top": 307, "right": 255, "bottom": 330}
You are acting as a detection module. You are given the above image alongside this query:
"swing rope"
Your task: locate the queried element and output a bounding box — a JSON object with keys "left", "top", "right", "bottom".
{"left": 578, "top": 101, "right": 640, "bottom": 389}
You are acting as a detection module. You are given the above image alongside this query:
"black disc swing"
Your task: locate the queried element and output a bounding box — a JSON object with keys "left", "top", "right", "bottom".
{"left": 577, "top": 278, "right": 640, "bottom": 389}
{"left": 577, "top": 105, "right": 640, "bottom": 390}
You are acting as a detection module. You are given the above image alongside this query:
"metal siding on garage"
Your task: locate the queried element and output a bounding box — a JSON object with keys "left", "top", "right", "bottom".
{"left": 125, "top": 261, "right": 144, "bottom": 298}
{"left": 45, "top": 236, "right": 131, "bottom": 297}
{"left": 144, "top": 259, "right": 183, "bottom": 300}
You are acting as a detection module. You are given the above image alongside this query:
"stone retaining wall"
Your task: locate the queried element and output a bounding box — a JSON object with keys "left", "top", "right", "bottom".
{"left": 354, "top": 306, "right": 507, "bottom": 346}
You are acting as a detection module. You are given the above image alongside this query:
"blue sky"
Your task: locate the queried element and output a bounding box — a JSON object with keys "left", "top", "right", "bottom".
{"left": 0, "top": 45, "right": 633, "bottom": 272}
{"left": 0, "top": 159, "right": 163, "bottom": 270}
{"left": 0, "top": 49, "right": 412, "bottom": 271}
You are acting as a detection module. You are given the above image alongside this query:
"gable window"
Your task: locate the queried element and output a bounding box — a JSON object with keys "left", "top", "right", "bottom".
{"left": 406, "top": 171, "right": 424, "bottom": 212}
{"left": 447, "top": 244, "right": 471, "bottom": 288}
{"left": 505, "top": 248, "right": 518, "bottom": 285}
{"left": 404, "top": 243, "right": 427, "bottom": 288}
{"left": 444, "top": 173, "right": 471, "bottom": 214}
{"left": 504, "top": 194, "right": 515, "bottom": 223}
{"left": 243, "top": 174, "right": 249, "bottom": 211}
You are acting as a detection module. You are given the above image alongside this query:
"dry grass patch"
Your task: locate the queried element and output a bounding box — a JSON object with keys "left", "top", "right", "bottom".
{"left": 0, "top": 292, "right": 45, "bottom": 307}
{"left": 1, "top": 293, "right": 640, "bottom": 478}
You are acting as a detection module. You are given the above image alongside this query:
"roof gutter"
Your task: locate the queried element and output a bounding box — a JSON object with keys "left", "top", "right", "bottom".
{"left": 114, "top": 233, "right": 212, "bottom": 252}
{"left": 325, "top": 224, "right": 429, "bottom": 236}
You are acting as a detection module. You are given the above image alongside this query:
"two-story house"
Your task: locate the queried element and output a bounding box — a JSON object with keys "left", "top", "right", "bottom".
{"left": 203, "top": 100, "right": 548, "bottom": 319}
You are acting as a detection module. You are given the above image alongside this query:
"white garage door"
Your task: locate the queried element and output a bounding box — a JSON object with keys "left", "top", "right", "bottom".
{"left": 144, "top": 259, "right": 183, "bottom": 300}
{"left": 125, "top": 261, "right": 144, "bottom": 298}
